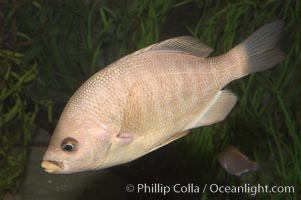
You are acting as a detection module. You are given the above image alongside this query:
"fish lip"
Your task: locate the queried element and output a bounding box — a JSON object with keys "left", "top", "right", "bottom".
{"left": 41, "top": 160, "right": 64, "bottom": 173}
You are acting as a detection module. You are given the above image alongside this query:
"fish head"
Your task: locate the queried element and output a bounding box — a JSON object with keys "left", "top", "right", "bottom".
{"left": 41, "top": 117, "right": 112, "bottom": 174}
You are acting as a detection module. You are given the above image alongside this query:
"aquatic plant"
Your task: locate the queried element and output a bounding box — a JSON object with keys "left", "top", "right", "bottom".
{"left": 0, "top": 1, "right": 52, "bottom": 196}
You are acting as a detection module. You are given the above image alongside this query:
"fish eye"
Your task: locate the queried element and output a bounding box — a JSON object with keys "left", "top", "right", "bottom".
{"left": 61, "top": 137, "right": 78, "bottom": 152}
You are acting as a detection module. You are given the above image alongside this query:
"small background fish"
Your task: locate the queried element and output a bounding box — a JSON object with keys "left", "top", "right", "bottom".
{"left": 218, "top": 145, "right": 258, "bottom": 176}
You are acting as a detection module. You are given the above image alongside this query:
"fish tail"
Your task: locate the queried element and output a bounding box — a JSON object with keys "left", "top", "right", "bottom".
{"left": 233, "top": 20, "right": 285, "bottom": 77}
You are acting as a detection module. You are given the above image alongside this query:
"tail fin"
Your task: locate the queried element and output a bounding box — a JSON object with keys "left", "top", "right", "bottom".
{"left": 237, "top": 21, "right": 285, "bottom": 75}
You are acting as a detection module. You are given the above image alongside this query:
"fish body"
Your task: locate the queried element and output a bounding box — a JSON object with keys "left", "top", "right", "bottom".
{"left": 42, "top": 21, "right": 284, "bottom": 174}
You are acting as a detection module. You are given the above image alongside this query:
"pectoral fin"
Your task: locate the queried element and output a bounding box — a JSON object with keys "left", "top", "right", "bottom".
{"left": 187, "top": 90, "right": 237, "bottom": 129}
{"left": 116, "top": 132, "right": 134, "bottom": 145}
{"left": 146, "top": 130, "right": 189, "bottom": 154}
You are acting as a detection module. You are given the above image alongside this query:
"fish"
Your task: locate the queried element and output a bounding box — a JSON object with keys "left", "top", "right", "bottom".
{"left": 218, "top": 145, "right": 258, "bottom": 176}
{"left": 41, "top": 21, "right": 284, "bottom": 174}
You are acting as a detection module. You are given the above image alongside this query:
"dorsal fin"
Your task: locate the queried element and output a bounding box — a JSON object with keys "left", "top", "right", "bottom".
{"left": 130, "top": 36, "right": 214, "bottom": 58}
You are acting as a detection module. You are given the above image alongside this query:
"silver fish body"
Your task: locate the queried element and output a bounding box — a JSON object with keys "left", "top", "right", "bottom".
{"left": 41, "top": 21, "right": 284, "bottom": 174}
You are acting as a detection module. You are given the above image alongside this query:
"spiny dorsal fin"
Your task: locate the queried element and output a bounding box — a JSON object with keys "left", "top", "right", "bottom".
{"left": 131, "top": 36, "right": 213, "bottom": 58}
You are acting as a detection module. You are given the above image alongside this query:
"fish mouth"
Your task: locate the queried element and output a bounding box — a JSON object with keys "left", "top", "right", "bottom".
{"left": 41, "top": 160, "right": 64, "bottom": 173}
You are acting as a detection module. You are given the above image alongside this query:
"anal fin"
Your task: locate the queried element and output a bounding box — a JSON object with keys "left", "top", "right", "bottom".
{"left": 188, "top": 90, "right": 237, "bottom": 129}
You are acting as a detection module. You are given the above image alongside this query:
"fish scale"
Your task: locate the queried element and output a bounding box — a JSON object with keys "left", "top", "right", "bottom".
{"left": 117, "top": 53, "right": 232, "bottom": 154}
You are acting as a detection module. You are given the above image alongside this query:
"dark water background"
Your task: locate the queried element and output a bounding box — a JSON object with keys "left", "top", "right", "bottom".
{"left": 0, "top": 0, "right": 300, "bottom": 199}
